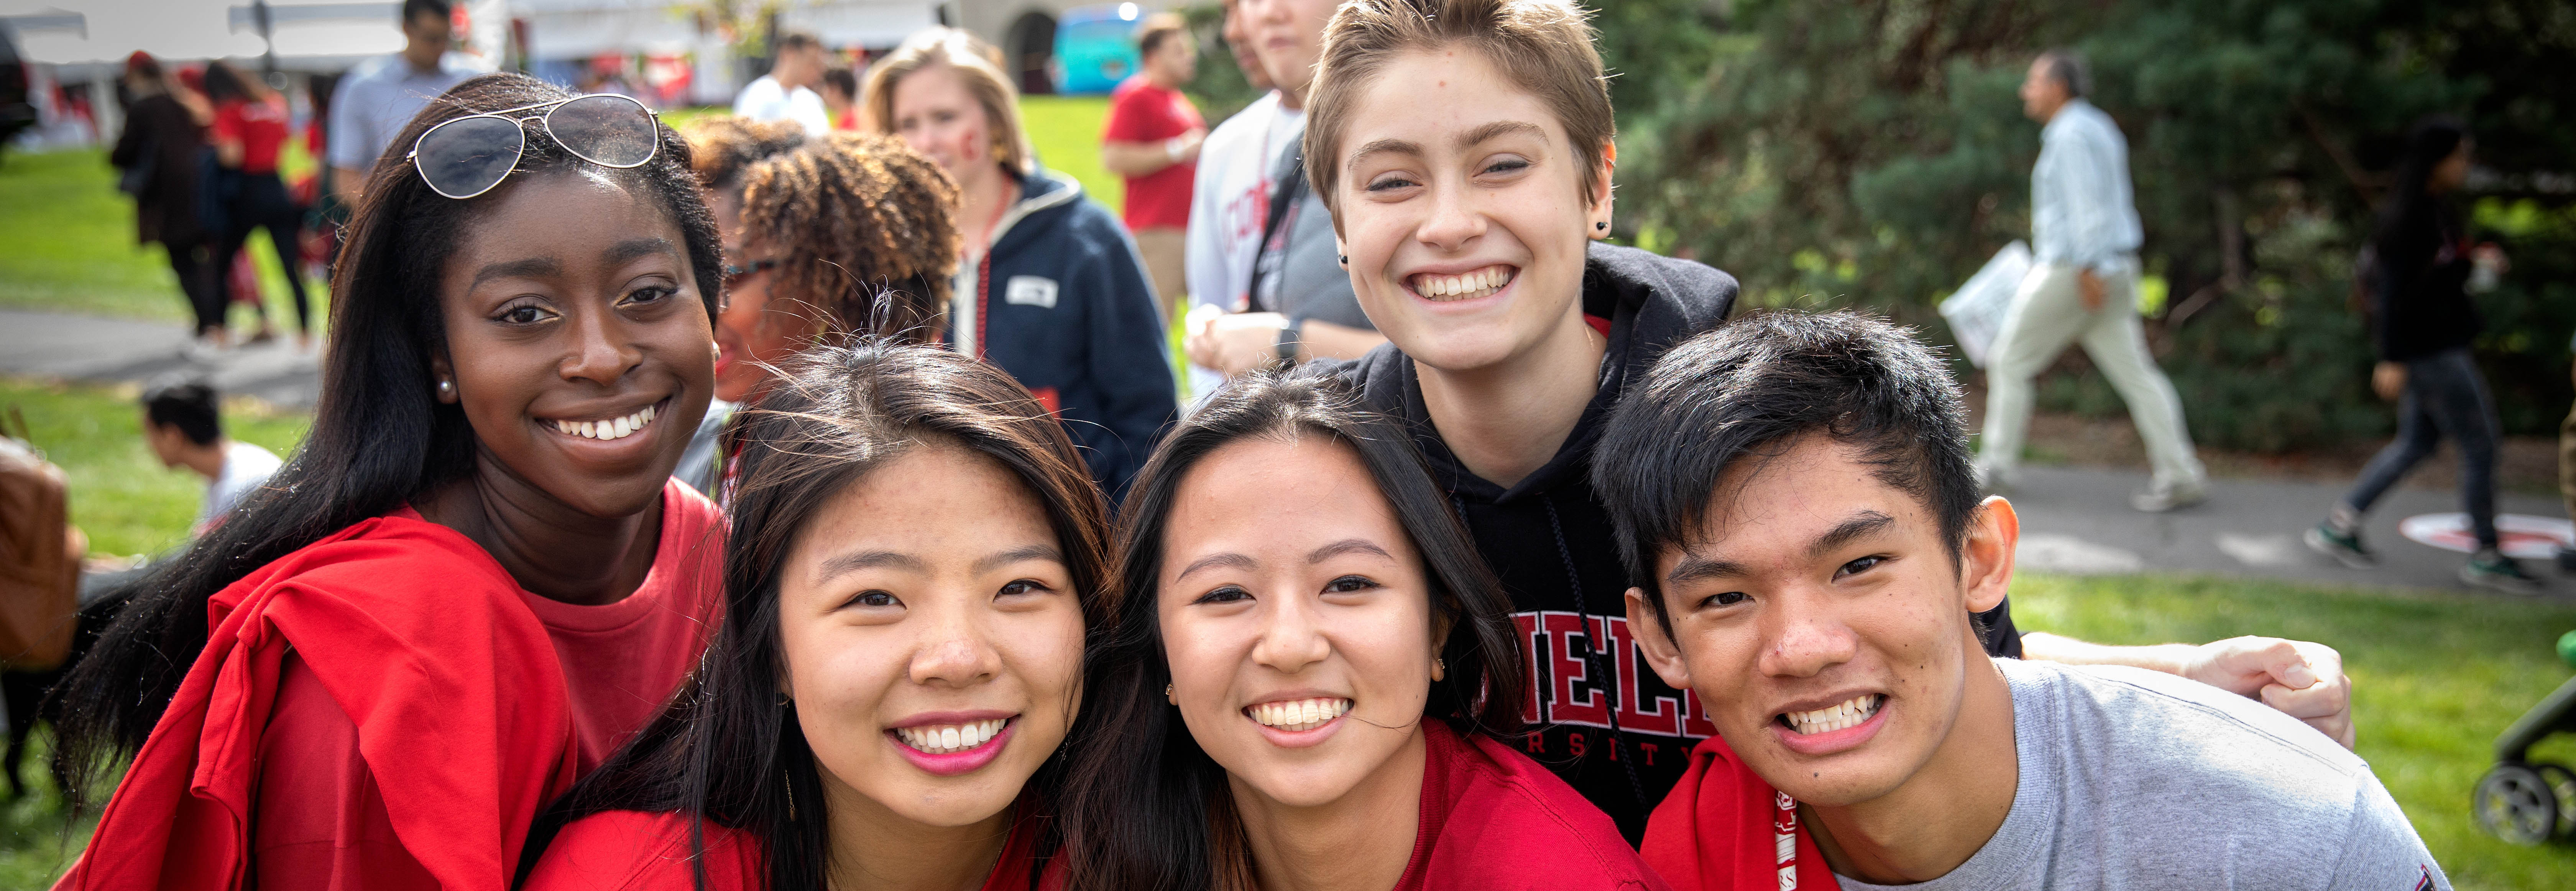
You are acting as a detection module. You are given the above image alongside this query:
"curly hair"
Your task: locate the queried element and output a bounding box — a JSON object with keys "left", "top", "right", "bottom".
{"left": 683, "top": 117, "right": 810, "bottom": 193}
{"left": 687, "top": 118, "right": 962, "bottom": 342}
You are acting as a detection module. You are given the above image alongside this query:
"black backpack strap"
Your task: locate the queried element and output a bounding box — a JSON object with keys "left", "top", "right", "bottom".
{"left": 1244, "top": 149, "right": 1309, "bottom": 314}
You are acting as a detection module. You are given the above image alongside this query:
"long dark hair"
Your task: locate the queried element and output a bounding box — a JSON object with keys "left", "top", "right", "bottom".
{"left": 2372, "top": 115, "right": 2468, "bottom": 250}
{"left": 200, "top": 59, "right": 261, "bottom": 104}
{"left": 1057, "top": 367, "right": 1527, "bottom": 891}
{"left": 524, "top": 342, "right": 1114, "bottom": 891}
{"left": 54, "top": 73, "right": 723, "bottom": 790}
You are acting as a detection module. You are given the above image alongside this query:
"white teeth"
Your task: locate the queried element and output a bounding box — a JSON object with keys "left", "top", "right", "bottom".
{"left": 1414, "top": 266, "right": 1514, "bottom": 302}
{"left": 895, "top": 718, "right": 1009, "bottom": 755}
{"left": 1245, "top": 697, "right": 1352, "bottom": 732}
{"left": 1783, "top": 694, "right": 1883, "bottom": 736}
{"left": 550, "top": 404, "right": 662, "bottom": 441}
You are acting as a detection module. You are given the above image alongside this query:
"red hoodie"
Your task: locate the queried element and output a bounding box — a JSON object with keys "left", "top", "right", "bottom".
{"left": 524, "top": 807, "right": 1065, "bottom": 891}
{"left": 59, "top": 481, "right": 724, "bottom": 891}
{"left": 1640, "top": 735, "right": 1838, "bottom": 891}
{"left": 1395, "top": 721, "right": 1670, "bottom": 891}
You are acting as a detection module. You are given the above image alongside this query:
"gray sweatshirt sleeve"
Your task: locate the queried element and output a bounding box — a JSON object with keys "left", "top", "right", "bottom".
{"left": 2326, "top": 769, "right": 2450, "bottom": 890}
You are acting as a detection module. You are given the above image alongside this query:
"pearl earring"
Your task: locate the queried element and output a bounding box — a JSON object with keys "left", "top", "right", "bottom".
{"left": 436, "top": 378, "right": 454, "bottom": 398}
{"left": 1595, "top": 221, "right": 1608, "bottom": 231}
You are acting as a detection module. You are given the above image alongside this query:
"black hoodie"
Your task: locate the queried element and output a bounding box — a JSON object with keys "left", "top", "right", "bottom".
{"left": 1337, "top": 243, "right": 2020, "bottom": 843}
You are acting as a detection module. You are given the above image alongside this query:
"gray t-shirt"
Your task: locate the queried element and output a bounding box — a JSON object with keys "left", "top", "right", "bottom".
{"left": 199, "top": 440, "right": 283, "bottom": 532}
{"left": 1838, "top": 658, "right": 2448, "bottom": 891}
{"left": 1249, "top": 150, "right": 1375, "bottom": 334}
{"left": 327, "top": 53, "right": 485, "bottom": 171}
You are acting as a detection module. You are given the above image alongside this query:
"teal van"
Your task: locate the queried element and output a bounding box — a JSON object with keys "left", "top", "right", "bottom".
{"left": 1055, "top": 3, "right": 1146, "bottom": 95}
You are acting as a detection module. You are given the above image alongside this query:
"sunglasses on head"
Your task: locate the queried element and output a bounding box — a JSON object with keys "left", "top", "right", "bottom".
{"left": 407, "top": 94, "right": 661, "bottom": 200}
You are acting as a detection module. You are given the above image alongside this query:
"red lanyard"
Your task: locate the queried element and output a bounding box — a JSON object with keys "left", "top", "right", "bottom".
{"left": 1774, "top": 791, "right": 1803, "bottom": 889}
{"left": 968, "top": 183, "right": 1014, "bottom": 358}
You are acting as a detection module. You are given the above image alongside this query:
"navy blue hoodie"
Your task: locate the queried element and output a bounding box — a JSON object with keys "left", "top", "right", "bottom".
{"left": 956, "top": 168, "right": 1178, "bottom": 502}
{"left": 1336, "top": 243, "right": 2021, "bottom": 843}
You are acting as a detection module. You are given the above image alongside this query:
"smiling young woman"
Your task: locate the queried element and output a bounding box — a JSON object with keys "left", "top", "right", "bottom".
{"left": 54, "top": 74, "right": 728, "bottom": 891}
{"left": 1058, "top": 368, "right": 1661, "bottom": 891}
{"left": 862, "top": 28, "right": 1176, "bottom": 503}
{"left": 522, "top": 342, "right": 1112, "bottom": 891}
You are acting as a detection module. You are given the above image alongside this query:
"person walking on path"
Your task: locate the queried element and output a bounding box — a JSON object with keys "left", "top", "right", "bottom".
{"left": 203, "top": 61, "right": 315, "bottom": 353}
{"left": 109, "top": 52, "right": 221, "bottom": 352}
{"left": 1100, "top": 12, "right": 1205, "bottom": 322}
{"left": 2306, "top": 118, "right": 2540, "bottom": 594}
{"left": 1977, "top": 51, "right": 2209, "bottom": 512}
{"left": 326, "top": 0, "right": 483, "bottom": 205}
{"left": 732, "top": 31, "right": 832, "bottom": 136}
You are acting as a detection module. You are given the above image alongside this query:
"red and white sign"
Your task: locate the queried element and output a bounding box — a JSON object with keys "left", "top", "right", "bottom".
{"left": 2395, "top": 513, "right": 2573, "bottom": 559}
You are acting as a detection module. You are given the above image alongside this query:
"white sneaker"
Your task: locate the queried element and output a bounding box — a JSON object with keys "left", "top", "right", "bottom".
{"left": 1975, "top": 464, "right": 2016, "bottom": 496}
{"left": 2131, "top": 478, "right": 2207, "bottom": 513}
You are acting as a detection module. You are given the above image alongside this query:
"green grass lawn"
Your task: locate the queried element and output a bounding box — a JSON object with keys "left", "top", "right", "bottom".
{"left": 1021, "top": 95, "right": 1124, "bottom": 218}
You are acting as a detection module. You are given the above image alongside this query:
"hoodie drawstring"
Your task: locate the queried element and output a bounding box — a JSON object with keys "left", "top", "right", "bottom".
{"left": 1542, "top": 495, "right": 1653, "bottom": 817}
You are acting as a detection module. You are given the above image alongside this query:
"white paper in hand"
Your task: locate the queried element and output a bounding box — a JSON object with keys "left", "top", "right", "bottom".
{"left": 1939, "top": 240, "right": 2032, "bottom": 368}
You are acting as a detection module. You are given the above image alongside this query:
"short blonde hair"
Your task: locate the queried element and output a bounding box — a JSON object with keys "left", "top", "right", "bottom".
{"left": 1137, "top": 12, "right": 1191, "bottom": 58}
{"left": 861, "top": 27, "right": 1034, "bottom": 175}
{"left": 1304, "top": 0, "right": 1614, "bottom": 226}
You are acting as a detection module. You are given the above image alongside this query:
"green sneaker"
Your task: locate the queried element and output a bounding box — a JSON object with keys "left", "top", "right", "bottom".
{"left": 2463, "top": 550, "right": 2543, "bottom": 595}
{"left": 2303, "top": 523, "right": 2374, "bottom": 569}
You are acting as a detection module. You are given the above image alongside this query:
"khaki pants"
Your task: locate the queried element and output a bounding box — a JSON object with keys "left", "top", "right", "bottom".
{"left": 1978, "top": 261, "right": 2206, "bottom": 489}
{"left": 1132, "top": 227, "right": 1186, "bottom": 322}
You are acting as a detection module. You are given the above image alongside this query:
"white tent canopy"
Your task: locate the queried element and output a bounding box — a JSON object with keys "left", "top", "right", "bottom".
{"left": 511, "top": 0, "right": 934, "bottom": 59}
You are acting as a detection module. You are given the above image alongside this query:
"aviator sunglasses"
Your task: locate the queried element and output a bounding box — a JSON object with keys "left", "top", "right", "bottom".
{"left": 407, "top": 93, "right": 661, "bottom": 200}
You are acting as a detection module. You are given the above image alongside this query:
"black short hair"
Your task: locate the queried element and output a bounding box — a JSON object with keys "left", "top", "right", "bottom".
{"left": 141, "top": 376, "right": 222, "bottom": 446}
{"left": 775, "top": 31, "right": 823, "bottom": 54}
{"left": 819, "top": 65, "right": 857, "bottom": 98}
{"left": 1591, "top": 311, "right": 1980, "bottom": 634}
{"left": 401, "top": 0, "right": 450, "bottom": 26}
{"left": 1137, "top": 12, "right": 1190, "bottom": 58}
{"left": 2037, "top": 49, "right": 2089, "bottom": 99}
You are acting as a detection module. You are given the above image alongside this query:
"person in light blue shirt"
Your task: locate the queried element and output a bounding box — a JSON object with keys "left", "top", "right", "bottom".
{"left": 325, "top": 0, "right": 485, "bottom": 203}
{"left": 1977, "top": 50, "right": 2208, "bottom": 512}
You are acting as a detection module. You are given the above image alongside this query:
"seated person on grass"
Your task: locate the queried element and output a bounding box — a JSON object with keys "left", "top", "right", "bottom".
{"left": 1596, "top": 310, "right": 2448, "bottom": 890}
{"left": 142, "top": 375, "right": 283, "bottom": 536}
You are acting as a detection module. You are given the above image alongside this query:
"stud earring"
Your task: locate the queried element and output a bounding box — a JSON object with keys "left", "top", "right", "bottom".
{"left": 1434, "top": 657, "right": 1446, "bottom": 680}
{"left": 1165, "top": 682, "right": 1175, "bottom": 703}
{"left": 436, "top": 378, "right": 454, "bottom": 398}
{"left": 1595, "top": 221, "right": 1608, "bottom": 231}
{"left": 1338, "top": 254, "right": 1348, "bottom": 265}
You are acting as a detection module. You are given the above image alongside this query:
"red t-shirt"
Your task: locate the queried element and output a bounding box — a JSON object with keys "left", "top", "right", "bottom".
{"left": 243, "top": 480, "right": 725, "bottom": 890}
{"left": 1638, "top": 735, "right": 1837, "bottom": 891}
{"left": 523, "top": 806, "right": 1064, "bottom": 890}
{"left": 1395, "top": 721, "right": 1671, "bottom": 890}
{"left": 213, "top": 96, "right": 291, "bottom": 175}
{"left": 1102, "top": 75, "right": 1203, "bottom": 231}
